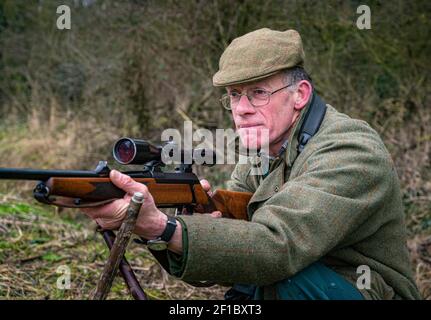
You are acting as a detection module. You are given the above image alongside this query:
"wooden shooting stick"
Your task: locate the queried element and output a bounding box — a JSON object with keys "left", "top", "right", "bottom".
{"left": 93, "top": 192, "right": 147, "bottom": 300}
{"left": 99, "top": 230, "right": 147, "bottom": 300}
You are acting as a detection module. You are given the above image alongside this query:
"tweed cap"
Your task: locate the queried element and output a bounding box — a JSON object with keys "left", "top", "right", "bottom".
{"left": 213, "top": 28, "right": 305, "bottom": 87}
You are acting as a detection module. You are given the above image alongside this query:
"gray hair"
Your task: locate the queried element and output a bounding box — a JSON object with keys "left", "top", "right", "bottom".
{"left": 283, "top": 67, "right": 313, "bottom": 89}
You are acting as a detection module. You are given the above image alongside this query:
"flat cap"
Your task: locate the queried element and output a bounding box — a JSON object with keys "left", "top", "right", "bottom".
{"left": 213, "top": 28, "right": 305, "bottom": 87}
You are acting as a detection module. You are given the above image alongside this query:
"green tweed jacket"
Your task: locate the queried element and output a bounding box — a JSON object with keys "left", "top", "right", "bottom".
{"left": 168, "top": 99, "right": 421, "bottom": 300}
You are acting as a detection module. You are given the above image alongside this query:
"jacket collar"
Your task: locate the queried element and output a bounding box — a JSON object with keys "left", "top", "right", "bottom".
{"left": 285, "top": 91, "right": 314, "bottom": 167}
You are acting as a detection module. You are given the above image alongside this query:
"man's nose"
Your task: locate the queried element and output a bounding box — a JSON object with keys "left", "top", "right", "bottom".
{"left": 235, "top": 95, "right": 255, "bottom": 115}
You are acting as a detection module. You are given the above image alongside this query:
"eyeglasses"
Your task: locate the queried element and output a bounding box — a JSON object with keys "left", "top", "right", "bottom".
{"left": 220, "top": 83, "right": 293, "bottom": 110}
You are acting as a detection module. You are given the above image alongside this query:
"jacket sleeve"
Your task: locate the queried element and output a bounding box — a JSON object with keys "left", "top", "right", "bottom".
{"left": 175, "top": 121, "right": 398, "bottom": 285}
{"left": 165, "top": 163, "right": 253, "bottom": 279}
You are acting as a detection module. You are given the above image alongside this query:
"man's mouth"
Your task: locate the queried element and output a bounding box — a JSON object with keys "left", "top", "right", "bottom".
{"left": 238, "top": 124, "right": 262, "bottom": 129}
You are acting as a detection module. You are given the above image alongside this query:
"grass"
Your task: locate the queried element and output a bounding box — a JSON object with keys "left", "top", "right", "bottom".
{"left": 0, "top": 195, "right": 226, "bottom": 300}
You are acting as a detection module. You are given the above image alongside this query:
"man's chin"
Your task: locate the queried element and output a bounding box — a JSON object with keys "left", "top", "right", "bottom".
{"left": 238, "top": 135, "right": 267, "bottom": 152}
{"left": 237, "top": 128, "right": 270, "bottom": 152}
{"left": 239, "top": 140, "right": 261, "bottom": 151}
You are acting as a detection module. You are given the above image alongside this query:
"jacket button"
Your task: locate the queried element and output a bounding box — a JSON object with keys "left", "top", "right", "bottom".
{"left": 274, "top": 186, "right": 279, "bottom": 192}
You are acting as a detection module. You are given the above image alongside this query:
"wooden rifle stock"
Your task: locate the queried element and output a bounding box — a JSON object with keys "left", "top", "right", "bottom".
{"left": 44, "top": 177, "right": 253, "bottom": 220}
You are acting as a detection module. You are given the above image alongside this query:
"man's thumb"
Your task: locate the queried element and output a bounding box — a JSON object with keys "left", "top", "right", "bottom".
{"left": 110, "top": 170, "right": 148, "bottom": 195}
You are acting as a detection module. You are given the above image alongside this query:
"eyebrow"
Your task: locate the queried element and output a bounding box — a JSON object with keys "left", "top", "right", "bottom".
{"left": 227, "top": 83, "right": 272, "bottom": 92}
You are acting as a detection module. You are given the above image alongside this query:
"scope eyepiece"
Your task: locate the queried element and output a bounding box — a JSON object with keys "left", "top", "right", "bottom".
{"left": 113, "top": 138, "right": 162, "bottom": 165}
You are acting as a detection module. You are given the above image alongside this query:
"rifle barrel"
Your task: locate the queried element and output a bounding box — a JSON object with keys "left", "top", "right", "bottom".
{"left": 0, "top": 168, "right": 103, "bottom": 181}
{"left": 0, "top": 168, "right": 199, "bottom": 182}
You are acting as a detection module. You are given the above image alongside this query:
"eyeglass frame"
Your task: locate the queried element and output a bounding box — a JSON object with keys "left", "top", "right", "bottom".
{"left": 220, "top": 83, "right": 294, "bottom": 110}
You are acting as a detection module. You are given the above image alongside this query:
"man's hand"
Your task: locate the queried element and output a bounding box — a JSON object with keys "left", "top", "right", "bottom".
{"left": 82, "top": 170, "right": 167, "bottom": 239}
{"left": 199, "top": 179, "right": 222, "bottom": 218}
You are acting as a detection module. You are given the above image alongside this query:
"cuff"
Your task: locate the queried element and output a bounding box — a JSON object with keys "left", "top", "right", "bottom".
{"left": 166, "top": 217, "right": 189, "bottom": 277}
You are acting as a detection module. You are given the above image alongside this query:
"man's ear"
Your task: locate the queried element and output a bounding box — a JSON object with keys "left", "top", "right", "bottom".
{"left": 293, "top": 80, "right": 313, "bottom": 111}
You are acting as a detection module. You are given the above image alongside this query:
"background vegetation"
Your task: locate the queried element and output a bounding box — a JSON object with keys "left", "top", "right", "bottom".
{"left": 0, "top": 0, "right": 430, "bottom": 299}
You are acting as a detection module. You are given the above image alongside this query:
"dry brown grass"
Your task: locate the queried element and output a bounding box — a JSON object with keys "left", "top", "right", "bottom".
{"left": 0, "top": 99, "right": 120, "bottom": 170}
{"left": 408, "top": 236, "right": 431, "bottom": 299}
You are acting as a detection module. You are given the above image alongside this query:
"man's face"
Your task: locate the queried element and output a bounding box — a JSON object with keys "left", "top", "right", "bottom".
{"left": 227, "top": 73, "right": 299, "bottom": 155}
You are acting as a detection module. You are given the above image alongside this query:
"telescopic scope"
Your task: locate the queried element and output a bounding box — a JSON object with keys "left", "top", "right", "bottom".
{"left": 113, "top": 137, "right": 217, "bottom": 166}
{"left": 113, "top": 138, "right": 162, "bottom": 165}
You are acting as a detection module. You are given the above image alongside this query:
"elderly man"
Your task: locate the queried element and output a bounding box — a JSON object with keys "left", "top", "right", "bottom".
{"left": 83, "top": 28, "right": 421, "bottom": 300}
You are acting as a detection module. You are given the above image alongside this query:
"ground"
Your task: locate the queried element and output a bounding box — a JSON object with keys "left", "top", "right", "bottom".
{"left": 0, "top": 195, "right": 226, "bottom": 300}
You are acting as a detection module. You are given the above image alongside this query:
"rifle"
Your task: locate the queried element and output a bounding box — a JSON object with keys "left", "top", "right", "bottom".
{"left": 0, "top": 137, "right": 253, "bottom": 299}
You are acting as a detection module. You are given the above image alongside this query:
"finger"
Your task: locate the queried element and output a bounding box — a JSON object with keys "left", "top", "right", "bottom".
{"left": 110, "top": 170, "right": 150, "bottom": 197}
{"left": 200, "top": 179, "right": 213, "bottom": 196}
{"left": 200, "top": 179, "right": 211, "bottom": 192}
{"left": 96, "top": 217, "right": 122, "bottom": 230}
{"left": 209, "top": 211, "right": 222, "bottom": 218}
{"left": 82, "top": 200, "right": 129, "bottom": 219}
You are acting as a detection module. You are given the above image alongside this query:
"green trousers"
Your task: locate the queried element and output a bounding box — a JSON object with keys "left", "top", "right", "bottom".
{"left": 227, "top": 262, "right": 364, "bottom": 300}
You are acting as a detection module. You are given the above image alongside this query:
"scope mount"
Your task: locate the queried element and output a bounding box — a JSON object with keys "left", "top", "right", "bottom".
{"left": 141, "top": 160, "right": 193, "bottom": 174}
{"left": 142, "top": 160, "right": 165, "bottom": 174}
{"left": 175, "top": 163, "right": 193, "bottom": 173}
